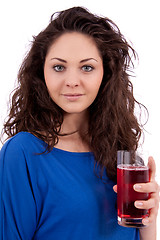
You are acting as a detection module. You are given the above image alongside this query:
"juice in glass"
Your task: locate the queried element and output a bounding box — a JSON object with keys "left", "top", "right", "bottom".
{"left": 117, "top": 151, "right": 149, "bottom": 227}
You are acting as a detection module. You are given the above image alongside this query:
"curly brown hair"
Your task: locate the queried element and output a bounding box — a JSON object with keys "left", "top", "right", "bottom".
{"left": 2, "top": 6, "right": 147, "bottom": 182}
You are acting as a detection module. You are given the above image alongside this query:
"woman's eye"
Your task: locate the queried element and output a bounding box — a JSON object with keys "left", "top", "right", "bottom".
{"left": 82, "top": 65, "right": 94, "bottom": 72}
{"left": 53, "top": 65, "right": 65, "bottom": 72}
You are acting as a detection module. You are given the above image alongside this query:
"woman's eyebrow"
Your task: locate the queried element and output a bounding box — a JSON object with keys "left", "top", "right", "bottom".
{"left": 50, "top": 57, "right": 67, "bottom": 62}
{"left": 80, "top": 58, "right": 98, "bottom": 63}
{"left": 50, "top": 57, "right": 98, "bottom": 63}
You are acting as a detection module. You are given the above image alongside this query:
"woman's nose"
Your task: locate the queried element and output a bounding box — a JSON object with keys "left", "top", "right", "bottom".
{"left": 65, "top": 70, "right": 80, "bottom": 87}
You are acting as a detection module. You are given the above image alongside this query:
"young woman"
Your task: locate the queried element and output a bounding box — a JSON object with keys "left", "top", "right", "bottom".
{"left": 0, "top": 6, "right": 159, "bottom": 240}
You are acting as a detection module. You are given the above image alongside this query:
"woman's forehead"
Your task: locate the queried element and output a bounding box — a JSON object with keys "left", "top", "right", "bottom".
{"left": 46, "top": 32, "right": 102, "bottom": 61}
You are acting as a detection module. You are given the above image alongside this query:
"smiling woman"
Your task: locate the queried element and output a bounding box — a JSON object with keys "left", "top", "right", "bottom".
{"left": 0, "top": 6, "right": 159, "bottom": 240}
{"left": 44, "top": 32, "right": 103, "bottom": 115}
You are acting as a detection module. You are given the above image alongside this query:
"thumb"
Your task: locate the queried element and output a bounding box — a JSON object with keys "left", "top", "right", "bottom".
{"left": 113, "top": 185, "right": 117, "bottom": 193}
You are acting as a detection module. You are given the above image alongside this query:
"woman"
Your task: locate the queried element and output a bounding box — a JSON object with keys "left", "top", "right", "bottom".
{"left": 0, "top": 6, "right": 159, "bottom": 240}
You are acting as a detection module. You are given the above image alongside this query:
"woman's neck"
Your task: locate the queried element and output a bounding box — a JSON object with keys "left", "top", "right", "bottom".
{"left": 55, "top": 111, "right": 90, "bottom": 152}
{"left": 60, "top": 111, "right": 89, "bottom": 135}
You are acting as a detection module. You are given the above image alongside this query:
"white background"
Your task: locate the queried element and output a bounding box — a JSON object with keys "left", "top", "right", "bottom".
{"left": 0, "top": 0, "right": 159, "bottom": 238}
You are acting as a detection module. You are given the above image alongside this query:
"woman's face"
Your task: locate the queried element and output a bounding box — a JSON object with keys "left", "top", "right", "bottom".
{"left": 44, "top": 32, "right": 104, "bottom": 114}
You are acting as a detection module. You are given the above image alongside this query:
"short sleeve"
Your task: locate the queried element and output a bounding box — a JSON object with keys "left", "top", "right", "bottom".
{"left": 0, "top": 139, "right": 37, "bottom": 239}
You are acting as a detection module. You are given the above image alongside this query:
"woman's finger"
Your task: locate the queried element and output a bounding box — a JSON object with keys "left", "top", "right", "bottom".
{"left": 148, "top": 156, "right": 156, "bottom": 181}
{"left": 142, "top": 207, "right": 158, "bottom": 225}
{"left": 134, "top": 198, "right": 156, "bottom": 210}
{"left": 133, "top": 181, "right": 159, "bottom": 193}
{"left": 113, "top": 185, "right": 117, "bottom": 193}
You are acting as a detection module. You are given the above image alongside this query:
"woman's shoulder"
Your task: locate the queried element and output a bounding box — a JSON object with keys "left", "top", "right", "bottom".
{"left": 0, "top": 132, "right": 46, "bottom": 178}
{"left": 1, "top": 131, "right": 42, "bottom": 148}
{"left": 3, "top": 131, "right": 38, "bottom": 144}
{"left": 0, "top": 132, "right": 44, "bottom": 160}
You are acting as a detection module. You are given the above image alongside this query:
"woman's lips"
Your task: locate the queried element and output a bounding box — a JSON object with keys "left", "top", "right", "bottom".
{"left": 62, "top": 94, "right": 84, "bottom": 101}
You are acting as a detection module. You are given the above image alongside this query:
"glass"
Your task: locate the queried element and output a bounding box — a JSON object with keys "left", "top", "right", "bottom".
{"left": 117, "top": 150, "right": 149, "bottom": 228}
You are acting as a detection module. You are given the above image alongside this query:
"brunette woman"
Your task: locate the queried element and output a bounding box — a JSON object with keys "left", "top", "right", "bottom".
{"left": 0, "top": 6, "right": 159, "bottom": 240}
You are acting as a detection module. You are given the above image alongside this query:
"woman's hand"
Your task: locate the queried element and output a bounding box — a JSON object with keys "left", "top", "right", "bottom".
{"left": 113, "top": 156, "right": 160, "bottom": 239}
{"left": 133, "top": 156, "right": 160, "bottom": 226}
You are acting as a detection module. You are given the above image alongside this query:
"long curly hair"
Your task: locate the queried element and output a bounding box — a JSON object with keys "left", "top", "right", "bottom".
{"left": 2, "top": 7, "right": 147, "bottom": 182}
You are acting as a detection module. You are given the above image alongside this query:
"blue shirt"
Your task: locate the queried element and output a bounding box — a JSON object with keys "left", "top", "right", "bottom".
{"left": 0, "top": 132, "right": 139, "bottom": 239}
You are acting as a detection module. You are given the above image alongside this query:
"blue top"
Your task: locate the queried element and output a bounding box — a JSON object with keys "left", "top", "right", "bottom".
{"left": 0, "top": 132, "right": 139, "bottom": 240}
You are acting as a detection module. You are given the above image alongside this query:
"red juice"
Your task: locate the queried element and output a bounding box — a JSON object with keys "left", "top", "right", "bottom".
{"left": 117, "top": 164, "right": 149, "bottom": 224}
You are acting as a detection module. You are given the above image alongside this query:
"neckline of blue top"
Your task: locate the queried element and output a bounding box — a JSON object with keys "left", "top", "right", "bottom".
{"left": 24, "top": 131, "right": 94, "bottom": 157}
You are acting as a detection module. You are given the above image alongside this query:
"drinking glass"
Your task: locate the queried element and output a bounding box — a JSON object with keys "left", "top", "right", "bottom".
{"left": 117, "top": 150, "right": 149, "bottom": 228}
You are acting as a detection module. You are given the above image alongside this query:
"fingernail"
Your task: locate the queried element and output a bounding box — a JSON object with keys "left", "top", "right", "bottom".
{"left": 136, "top": 202, "right": 143, "bottom": 207}
{"left": 143, "top": 218, "right": 149, "bottom": 225}
{"left": 134, "top": 184, "right": 142, "bottom": 190}
{"left": 135, "top": 184, "right": 142, "bottom": 189}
